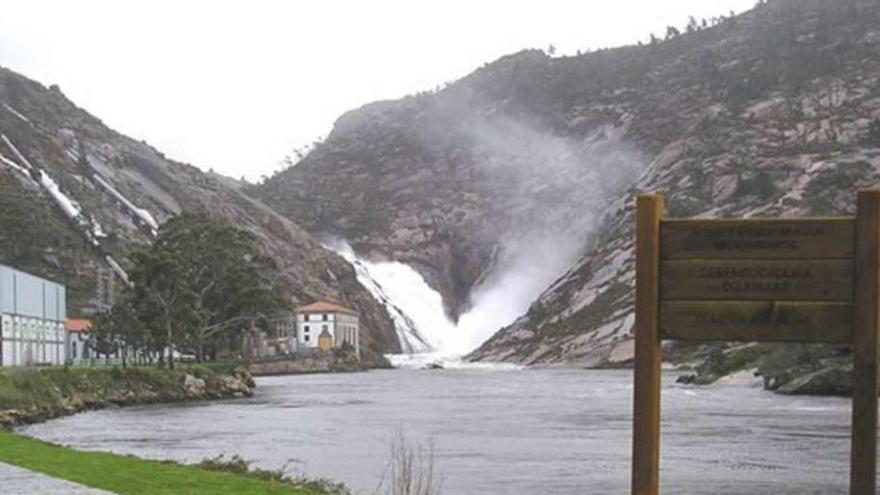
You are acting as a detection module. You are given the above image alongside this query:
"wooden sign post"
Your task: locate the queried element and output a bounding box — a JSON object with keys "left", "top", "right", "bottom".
{"left": 631, "top": 189, "right": 880, "bottom": 495}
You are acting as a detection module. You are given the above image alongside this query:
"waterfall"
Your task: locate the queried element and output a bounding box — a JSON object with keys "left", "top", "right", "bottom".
{"left": 327, "top": 239, "right": 568, "bottom": 366}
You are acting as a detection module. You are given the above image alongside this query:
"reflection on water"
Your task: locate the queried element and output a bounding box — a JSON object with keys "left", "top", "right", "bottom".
{"left": 20, "top": 369, "right": 851, "bottom": 494}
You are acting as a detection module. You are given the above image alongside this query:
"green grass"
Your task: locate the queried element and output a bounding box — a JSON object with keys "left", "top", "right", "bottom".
{"left": 0, "top": 431, "right": 333, "bottom": 495}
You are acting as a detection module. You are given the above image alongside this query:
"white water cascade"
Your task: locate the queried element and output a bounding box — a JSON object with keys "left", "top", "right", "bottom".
{"left": 328, "top": 239, "right": 577, "bottom": 368}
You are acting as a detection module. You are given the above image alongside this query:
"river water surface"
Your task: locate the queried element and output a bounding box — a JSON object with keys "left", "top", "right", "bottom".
{"left": 20, "top": 369, "right": 853, "bottom": 494}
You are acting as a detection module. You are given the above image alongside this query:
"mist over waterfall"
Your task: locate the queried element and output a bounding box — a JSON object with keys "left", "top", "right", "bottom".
{"left": 327, "top": 114, "right": 648, "bottom": 363}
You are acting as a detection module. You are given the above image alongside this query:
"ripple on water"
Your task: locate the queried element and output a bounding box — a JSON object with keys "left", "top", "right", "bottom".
{"left": 19, "top": 369, "right": 853, "bottom": 495}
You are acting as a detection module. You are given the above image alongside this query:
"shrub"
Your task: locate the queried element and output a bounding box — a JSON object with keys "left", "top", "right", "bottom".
{"left": 376, "top": 429, "right": 444, "bottom": 495}
{"left": 735, "top": 171, "right": 777, "bottom": 199}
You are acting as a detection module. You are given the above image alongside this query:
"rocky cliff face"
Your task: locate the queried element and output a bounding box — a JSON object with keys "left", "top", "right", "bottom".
{"left": 0, "top": 67, "right": 399, "bottom": 360}
{"left": 472, "top": 0, "right": 880, "bottom": 365}
{"left": 253, "top": 52, "right": 647, "bottom": 320}
{"left": 255, "top": 0, "right": 880, "bottom": 365}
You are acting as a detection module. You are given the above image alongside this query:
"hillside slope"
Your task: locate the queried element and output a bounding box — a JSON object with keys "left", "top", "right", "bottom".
{"left": 0, "top": 66, "right": 399, "bottom": 360}
{"left": 254, "top": 0, "right": 880, "bottom": 366}
{"left": 471, "top": 0, "right": 880, "bottom": 365}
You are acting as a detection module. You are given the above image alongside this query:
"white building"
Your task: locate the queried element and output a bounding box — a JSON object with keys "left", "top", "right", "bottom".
{"left": 0, "top": 265, "right": 66, "bottom": 366}
{"left": 295, "top": 301, "right": 360, "bottom": 358}
{"left": 65, "top": 318, "right": 91, "bottom": 364}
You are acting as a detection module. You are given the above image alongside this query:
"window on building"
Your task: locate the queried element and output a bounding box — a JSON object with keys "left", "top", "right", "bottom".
{"left": 305, "top": 314, "right": 310, "bottom": 322}
{"left": 72, "top": 341, "right": 77, "bottom": 358}
{"left": 304, "top": 335, "right": 310, "bottom": 342}
{"left": 322, "top": 314, "right": 328, "bottom": 321}
{"left": 304, "top": 325, "right": 310, "bottom": 332}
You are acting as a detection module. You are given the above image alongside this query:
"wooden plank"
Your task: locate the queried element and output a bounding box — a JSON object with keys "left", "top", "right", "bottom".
{"left": 850, "top": 189, "right": 880, "bottom": 495}
{"left": 660, "top": 259, "right": 854, "bottom": 302}
{"left": 659, "top": 301, "right": 853, "bottom": 343}
{"left": 660, "top": 218, "right": 855, "bottom": 260}
{"left": 632, "top": 193, "right": 663, "bottom": 495}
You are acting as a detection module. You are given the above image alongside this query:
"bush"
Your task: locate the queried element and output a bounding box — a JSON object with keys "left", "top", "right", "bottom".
{"left": 734, "top": 171, "right": 777, "bottom": 199}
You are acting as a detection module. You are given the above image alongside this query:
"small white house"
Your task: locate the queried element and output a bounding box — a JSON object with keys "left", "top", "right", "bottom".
{"left": 295, "top": 301, "right": 360, "bottom": 358}
{"left": 0, "top": 265, "right": 66, "bottom": 366}
{"left": 65, "top": 318, "right": 91, "bottom": 364}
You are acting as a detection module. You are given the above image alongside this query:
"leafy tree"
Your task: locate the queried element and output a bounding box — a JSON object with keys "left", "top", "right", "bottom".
{"left": 89, "top": 311, "right": 118, "bottom": 365}
{"left": 91, "top": 296, "right": 148, "bottom": 367}
{"left": 129, "top": 242, "right": 197, "bottom": 368}
{"left": 665, "top": 26, "right": 680, "bottom": 40}
{"left": 128, "top": 213, "right": 285, "bottom": 364}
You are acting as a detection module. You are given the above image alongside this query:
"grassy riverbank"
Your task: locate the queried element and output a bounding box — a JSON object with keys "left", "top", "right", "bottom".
{"left": 0, "top": 364, "right": 254, "bottom": 427}
{"left": 0, "top": 431, "right": 345, "bottom": 494}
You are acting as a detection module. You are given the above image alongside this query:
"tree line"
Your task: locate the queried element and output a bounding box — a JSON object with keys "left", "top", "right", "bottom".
{"left": 90, "top": 213, "right": 286, "bottom": 368}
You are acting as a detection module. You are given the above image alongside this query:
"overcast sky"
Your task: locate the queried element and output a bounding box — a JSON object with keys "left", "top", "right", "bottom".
{"left": 0, "top": 1, "right": 755, "bottom": 181}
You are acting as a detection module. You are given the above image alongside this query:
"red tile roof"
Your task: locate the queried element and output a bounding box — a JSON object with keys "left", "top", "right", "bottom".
{"left": 65, "top": 318, "right": 92, "bottom": 333}
{"left": 296, "top": 300, "right": 358, "bottom": 316}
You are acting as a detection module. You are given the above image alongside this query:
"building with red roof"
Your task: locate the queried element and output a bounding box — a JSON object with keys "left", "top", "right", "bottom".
{"left": 294, "top": 300, "right": 360, "bottom": 358}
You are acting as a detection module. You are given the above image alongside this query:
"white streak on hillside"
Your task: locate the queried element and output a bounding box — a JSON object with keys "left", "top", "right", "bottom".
{"left": 105, "top": 255, "right": 131, "bottom": 286}
{"left": 92, "top": 173, "right": 159, "bottom": 233}
{"left": 39, "top": 170, "right": 86, "bottom": 227}
{"left": 0, "top": 152, "right": 31, "bottom": 177}
{"left": 1, "top": 131, "right": 133, "bottom": 286}
{"left": 1, "top": 134, "right": 35, "bottom": 171}
{"left": 2, "top": 103, "right": 31, "bottom": 123}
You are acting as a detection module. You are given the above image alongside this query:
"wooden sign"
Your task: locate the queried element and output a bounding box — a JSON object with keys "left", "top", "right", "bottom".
{"left": 660, "top": 218, "right": 856, "bottom": 259}
{"left": 631, "top": 190, "right": 880, "bottom": 495}
{"left": 660, "top": 259, "right": 854, "bottom": 301}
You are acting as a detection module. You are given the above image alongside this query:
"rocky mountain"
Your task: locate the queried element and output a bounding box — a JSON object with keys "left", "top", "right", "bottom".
{"left": 0, "top": 66, "right": 399, "bottom": 361}
{"left": 254, "top": 0, "right": 880, "bottom": 371}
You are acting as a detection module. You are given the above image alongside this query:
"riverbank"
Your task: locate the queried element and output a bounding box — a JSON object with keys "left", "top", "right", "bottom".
{"left": 669, "top": 342, "right": 855, "bottom": 396}
{"left": 0, "top": 365, "right": 255, "bottom": 428}
{"left": 246, "top": 353, "right": 392, "bottom": 377}
{"left": 0, "top": 431, "right": 346, "bottom": 494}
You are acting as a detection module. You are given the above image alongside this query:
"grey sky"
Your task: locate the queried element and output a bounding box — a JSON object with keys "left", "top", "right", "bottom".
{"left": 0, "top": 1, "right": 755, "bottom": 181}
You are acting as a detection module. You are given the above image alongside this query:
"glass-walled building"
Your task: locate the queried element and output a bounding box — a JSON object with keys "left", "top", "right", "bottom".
{"left": 0, "top": 265, "right": 66, "bottom": 366}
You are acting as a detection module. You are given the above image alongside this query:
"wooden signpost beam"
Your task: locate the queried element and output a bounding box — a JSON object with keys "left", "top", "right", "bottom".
{"left": 850, "top": 189, "right": 880, "bottom": 495}
{"left": 632, "top": 193, "right": 663, "bottom": 495}
{"left": 631, "top": 188, "right": 880, "bottom": 494}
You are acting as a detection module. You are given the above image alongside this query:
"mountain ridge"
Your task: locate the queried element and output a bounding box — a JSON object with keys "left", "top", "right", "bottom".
{"left": 0, "top": 66, "right": 400, "bottom": 361}
{"left": 254, "top": 0, "right": 880, "bottom": 370}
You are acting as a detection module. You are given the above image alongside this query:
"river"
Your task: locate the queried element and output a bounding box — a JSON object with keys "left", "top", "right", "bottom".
{"left": 20, "top": 368, "right": 853, "bottom": 494}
